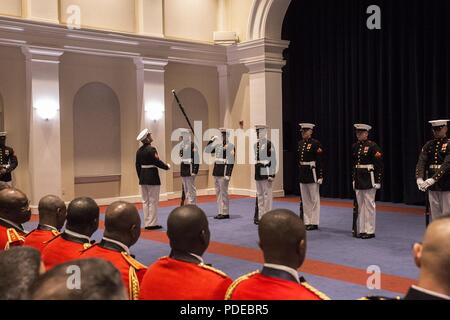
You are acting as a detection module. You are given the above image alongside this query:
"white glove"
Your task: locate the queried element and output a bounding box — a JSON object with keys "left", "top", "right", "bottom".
{"left": 268, "top": 177, "right": 274, "bottom": 182}
{"left": 224, "top": 176, "right": 230, "bottom": 181}
{"left": 317, "top": 178, "right": 323, "bottom": 185}
{"left": 352, "top": 181, "right": 355, "bottom": 191}
{"left": 166, "top": 163, "right": 171, "bottom": 170}
{"left": 373, "top": 183, "right": 381, "bottom": 190}
{"left": 422, "top": 178, "right": 436, "bottom": 191}
{"left": 417, "top": 178, "right": 425, "bottom": 192}
{"left": 191, "top": 173, "right": 197, "bottom": 177}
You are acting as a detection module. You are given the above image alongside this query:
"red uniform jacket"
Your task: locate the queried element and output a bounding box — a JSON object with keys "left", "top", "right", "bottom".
{"left": 41, "top": 233, "right": 92, "bottom": 270}
{"left": 0, "top": 223, "right": 25, "bottom": 251}
{"left": 226, "top": 271, "right": 330, "bottom": 300}
{"left": 80, "top": 241, "right": 147, "bottom": 300}
{"left": 139, "top": 257, "right": 232, "bottom": 300}
{"left": 24, "top": 227, "right": 60, "bottom": 253}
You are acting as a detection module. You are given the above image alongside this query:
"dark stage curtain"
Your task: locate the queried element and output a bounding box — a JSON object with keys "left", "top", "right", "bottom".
{"left": 282, "top": 0, "right": 450, "bottom": 204}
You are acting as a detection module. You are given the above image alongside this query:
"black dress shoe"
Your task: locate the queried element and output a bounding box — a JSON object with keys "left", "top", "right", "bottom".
{"left": 214, "top": 214, "right": 230, "bottom": 220}
{"left": 311, "top": 225, "right": 319, "bottom": 230}
{"left": 361, "top": 233, "right": 375, "bottom": 239}
{"left": 355, "top": 233, "right": 366, "bottom": 239}
{"left": 254, "top": 220, "right": 259, "bottom": 225}
{"left": 145, "top": 225, "right": 163, "bottom": 230}
{"left": 305, "top": 225, "right": 312, "bottom": 230}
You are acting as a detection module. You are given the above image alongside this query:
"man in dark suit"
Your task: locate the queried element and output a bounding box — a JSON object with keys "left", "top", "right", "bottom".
{"left": 407, "top": 215, "right": 450, "bottom": 300}
{"left": 0, "top": 132, "right": 18, "bottom": 186}
{"left": 136, "top": 129, "right": 171, "bottom": 230}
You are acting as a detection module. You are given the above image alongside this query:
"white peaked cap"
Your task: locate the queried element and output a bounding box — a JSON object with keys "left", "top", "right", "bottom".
{"left": 299, "top": 123, "right": 315, "bottom": 129}
{"left": 137, "top": 128, "right": 150, "bottom": 141}
{"left": 429, "top": 119, "right": 449, "bottom": 127}
{"left": 354, "top": 123, "right": 372, "bottom": 131}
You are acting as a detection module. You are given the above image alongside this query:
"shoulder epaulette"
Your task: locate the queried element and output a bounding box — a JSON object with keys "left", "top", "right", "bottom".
{"left": 225, "top": 270, "right": 259, "bottom": 300}
{"left": 5, "top": 228, "right": 25, "bottom": 249}
{"left": 198, "top": 263, "right": 229, "bottom": 278}
{"left": 121, "top": 252, "right": 146, "bottom": 270}
{"left": 300, "top": 280, "right": 331, "bottom": 300}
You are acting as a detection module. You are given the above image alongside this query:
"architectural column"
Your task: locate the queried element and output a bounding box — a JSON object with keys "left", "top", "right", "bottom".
{"left": 217, "top": 65, "right": 232, "bottom": 128}
{"left": 22, "top": 46, "right": 64, "bottom": 205}
{"left": 134, "top": 57, "right": 169, "bottom": 199}
{"left": 243, "top": 41, "right": 288, "bottom": 197}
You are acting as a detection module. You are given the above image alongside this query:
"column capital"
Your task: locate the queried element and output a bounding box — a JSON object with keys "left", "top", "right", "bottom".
{"left": 21, "top": 46, "right": 64, "bottom": 63}
{"left": 227, "top": 38, "right": 289, "bottom": 73}
{"left": 244, "top": 57, "right": 286, "bottom": 74}
{"left": 134, "top": 57, "right": 168, "bottom": 72}
{"left": 217, "top": 64, "right": 229, "bottom": 77}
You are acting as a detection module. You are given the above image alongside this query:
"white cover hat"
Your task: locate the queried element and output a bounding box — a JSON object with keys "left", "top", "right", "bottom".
{"left": 137, "top": 128, "right": 150, "bottom": 142}
{"left": 354, "top": 123, "right": 372, "bottom": 131}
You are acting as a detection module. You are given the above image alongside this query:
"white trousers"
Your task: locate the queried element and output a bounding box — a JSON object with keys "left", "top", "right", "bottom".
{"left": 214, "top": 177, "right": 230, "bottom": 216}
{"left": 255, "top": 180, "right": 273, "bottom": 220}
{"left": 300, "top": 183, "right": 321, "bottom": 225}
{"left": 355, "top": 188, "right": 377, "bottom": 234}
{"left": 140, "top": 185, "right": 160, "bottom": 227}
{"left": 428, "top": 191, "right": 450, "bottom": 219}
{"left": 182, "top": 176, "right": 197, "bottom": 205}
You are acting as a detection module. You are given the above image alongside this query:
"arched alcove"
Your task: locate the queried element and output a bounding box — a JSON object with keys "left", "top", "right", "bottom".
{"left": 73, "top": 82, "right": 121, "bottom": 198}
{"left": 247, "top": 0, "right": 292, "bottom": 40}
{"left": 171, "top": 87, "right": 209, "bottom": 193}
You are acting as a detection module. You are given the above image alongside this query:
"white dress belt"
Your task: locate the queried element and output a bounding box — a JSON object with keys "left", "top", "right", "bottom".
{"left": 141, "top": 165, "right": 157, "bottom": 169}
{"left": 300, "top": 161, "right": 316, "bottom": 167}
{"left": 355, "top": 164, "right": 374, "bottom": 170}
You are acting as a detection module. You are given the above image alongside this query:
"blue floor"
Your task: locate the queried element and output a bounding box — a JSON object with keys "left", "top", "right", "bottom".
{"left": 24, "top": 197, "right": 424, "bottom": 300}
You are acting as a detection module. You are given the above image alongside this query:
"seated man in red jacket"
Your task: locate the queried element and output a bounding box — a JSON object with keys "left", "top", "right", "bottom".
{"left": 42, "top": 197, "right": 99, "bottom": 270}
{"left": 226, "top": 208, "right": 330, "bottom": 300}
{"left": 24, "top": 195, "right": 66, "bottom": 252}
{"left": 0, "top": 187, "right": 31, "bottom": 251}
{"left": 80, "top": 201, "right": 146, "bottom": 300}
{"left": 139, "top": 205, "right": 232, "bottom": 300}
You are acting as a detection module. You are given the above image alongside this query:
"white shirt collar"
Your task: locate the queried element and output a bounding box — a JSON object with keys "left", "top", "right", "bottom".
{"left": 64, "top": 229, "right": 91, "bottom": 242}
{"left": 40, "top": 224, "right": 58, "bottom": 231}
{"left": 102, "top": 237, "right": 130, "bottom": 255}
{"left": 263, "top": 263, "right": 300, "bottom": 283}
{"left": 189, "top": 253, "right": 204, "bottom": 264}
{"left": 0, "top": 217, "right": 25, "bottom": 233}
{"left": 412, "top": 285, "right": 450, "bottom": 300}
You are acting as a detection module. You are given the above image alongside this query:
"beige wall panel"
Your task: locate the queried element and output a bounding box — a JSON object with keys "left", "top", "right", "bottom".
{"left": 0, "top": 0, "right": 21, "bottom": 17}
{"left": 164, "top": 0, "right": 217, "bottom": 42}
{"left": 0, "top": 46, "right": 29, "bottom": 195}
{"left": 229, "top": 0, "right": 253, "bottom": 42}
{"left": 29, "top": 0, "right": 59, "bottom": 23}
{"left": 75, "top": 181, "right": 120, "bottom": 198}
{"left": 60, "top": 54, "right": 139, "bottom": 201}
{"left": 60, "top": 0, "right": 136, "bottom": 33}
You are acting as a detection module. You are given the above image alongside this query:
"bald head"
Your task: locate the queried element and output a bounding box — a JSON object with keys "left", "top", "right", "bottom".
{"left": 38, "top": 195, "right": 67, "bottom": 230}
{"left": 104, "top": 201, "right": 141, "bottom": 247}
{"left": 167, "top": 205, "right": 210, "bottom": 255}
{"left": 0, "top": 188, "right": 31, "bottom": 225}
{"left": 259, "top": 209, "right": 306, "bottom": 270}
{"left": 66, "top": 197, "right": 99, "bottom": 237}
{"left": 414, "top": 216, "right": 450, "bottom": 292}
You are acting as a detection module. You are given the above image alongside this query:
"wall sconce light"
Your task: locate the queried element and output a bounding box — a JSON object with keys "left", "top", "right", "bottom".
{"left": 34, "top": 99, "right": 59, "bottom": 120}
{"left": 145, "top": 102, "right": 164, "bottom": 121}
